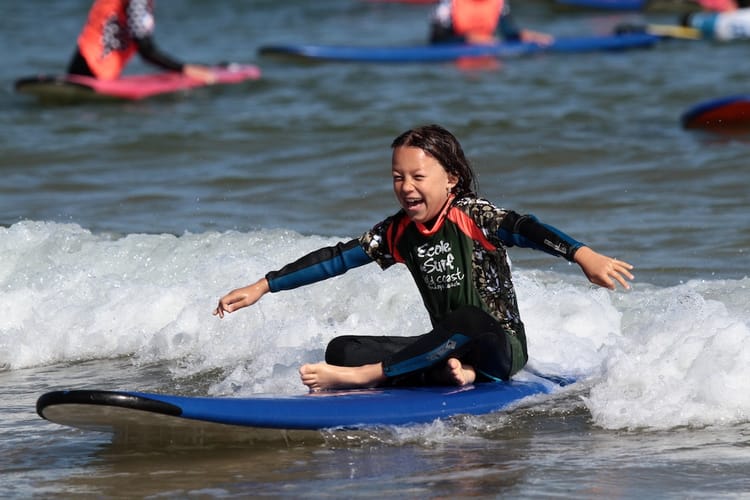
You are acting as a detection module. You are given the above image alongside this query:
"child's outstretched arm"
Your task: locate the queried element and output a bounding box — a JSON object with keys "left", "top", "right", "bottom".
{"left": 213, "top": 277, "right": 270, "bottom": 318}
{"left": 492, "top": 211, "right": 634, "bottom": 290}
{"left": 213, "top": 239, "right": 374, "bottom": 319}
{"left": 573, "top": 246, "right": 634, "bottom": 290}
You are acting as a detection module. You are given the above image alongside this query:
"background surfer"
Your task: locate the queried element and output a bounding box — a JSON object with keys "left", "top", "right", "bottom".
{"left": 67, "top": 0, "right": 214, "bottom": 82}
{"left": 429, "top": 0, "right": 553, "bottom": 45}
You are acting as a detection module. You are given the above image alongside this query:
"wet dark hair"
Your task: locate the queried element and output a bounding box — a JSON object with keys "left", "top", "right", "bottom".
{"left": 391, "top": 124, "right": 477, "bottom": 198}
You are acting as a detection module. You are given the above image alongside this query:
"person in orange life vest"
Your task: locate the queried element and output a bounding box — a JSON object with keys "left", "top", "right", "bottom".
{"left": 213, "top": 124, "right": 634, "bottom": 392}
{"left": 67, "top": 0, "right": 214, "bottom": 83}
{"left": 429, "top": 0, "right": 553, "bottom": 45}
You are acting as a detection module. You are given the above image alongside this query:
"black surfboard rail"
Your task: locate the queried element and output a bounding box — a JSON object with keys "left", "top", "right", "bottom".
{"left": 37, "top": 390, "right": 182, "bottom": 421}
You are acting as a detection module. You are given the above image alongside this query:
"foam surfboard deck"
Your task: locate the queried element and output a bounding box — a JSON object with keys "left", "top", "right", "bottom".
{"left": 14, "top": 64, "right": 261, "bottom": 103}
{"left": 614, "top": 23, "right": 702, "bottom": 40}
{"left": 258, "top": 33, "right": 660, "bottom": 63}
{"left": 681, "top": 95, "right": 750, "bottom": 129}
{"left": 37, "top": 376, "right": 571, "bottom": 444}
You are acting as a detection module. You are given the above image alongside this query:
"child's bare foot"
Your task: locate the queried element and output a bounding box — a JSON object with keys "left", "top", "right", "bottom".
{"left": 444, "top": 358, "right": 476, "bottom": 386}
{"left": 299, "top": 362, "right": 386, "bottom": 392}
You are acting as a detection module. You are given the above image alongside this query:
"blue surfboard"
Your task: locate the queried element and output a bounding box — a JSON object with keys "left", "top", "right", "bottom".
{"left": 682, "top": 95, "right": 750, "bottom": 129}
{"left": 555, "top": 0, "right": 646, "bottom": 10}
{"left": 37, "top": 376, "right": 572, "bottom": 443}
{"left": 556, "top": 0, "right": 704, "bottom": 11}
{"left": 258, "top": 33, "right": 660, "bottom": 63}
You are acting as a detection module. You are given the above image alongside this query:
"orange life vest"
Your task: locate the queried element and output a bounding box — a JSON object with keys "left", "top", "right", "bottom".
{"left": 77, "top": 0, "right": 138, "bottom": 80}
{"left": 451, "top": 0, "right": 504, "bottom": 39}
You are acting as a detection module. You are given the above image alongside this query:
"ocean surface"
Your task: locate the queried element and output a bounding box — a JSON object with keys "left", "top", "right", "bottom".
{"left": 2, "top": 0, "right": 749, "bottom": 497}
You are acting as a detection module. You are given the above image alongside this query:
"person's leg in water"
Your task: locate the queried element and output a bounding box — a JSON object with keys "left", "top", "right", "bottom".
{"left": 299, "top": 306, "right": 515, "bottom": 391}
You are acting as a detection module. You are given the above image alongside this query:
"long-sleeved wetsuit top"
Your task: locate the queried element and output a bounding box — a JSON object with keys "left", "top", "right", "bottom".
{"left": 265, "top": 196, "right": 585, "bottom": 359}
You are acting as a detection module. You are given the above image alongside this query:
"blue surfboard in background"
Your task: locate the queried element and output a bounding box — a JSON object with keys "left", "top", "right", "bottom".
{"left": 258, "top": 33, "right": 660, "bottom": 63}
{"left": 555, "top": 0, "right": 646, "bottom": 10}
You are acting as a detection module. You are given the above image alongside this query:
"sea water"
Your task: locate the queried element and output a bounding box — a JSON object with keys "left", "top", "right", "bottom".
{"left": 2, "top": 1, "right": 749, "bottom": 497}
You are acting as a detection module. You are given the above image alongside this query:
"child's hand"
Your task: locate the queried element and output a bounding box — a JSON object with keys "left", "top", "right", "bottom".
{"left": 573, "top": 246, "right": 634, "bottom": 290}
{"left": 183, "top": 64, "right": 216, "bottom": 84}
{"left": 213, "top": 278, "right": 270, "bottom": 318}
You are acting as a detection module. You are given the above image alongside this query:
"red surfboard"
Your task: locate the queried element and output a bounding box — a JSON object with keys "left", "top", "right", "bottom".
{"left": 15, "top": 64, "right": 261, "bottom": 103}
{"left": 681, "top": 95, "right": 750, "bottom": 129}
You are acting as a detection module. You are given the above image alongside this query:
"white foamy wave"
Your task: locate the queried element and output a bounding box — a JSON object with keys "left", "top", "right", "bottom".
{"left": 1, "top": 221, "right": 748, "bottom": 429}
{"left": 0, "top": 221, "right": 425, "bottom": 385}
{"left": 584, "top": 279, "right": 750, "bottom": 430}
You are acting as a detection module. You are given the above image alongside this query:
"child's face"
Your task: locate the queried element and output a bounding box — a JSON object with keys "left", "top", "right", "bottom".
{"left": 391, "top": 146, "right": 458, "bottom": 224}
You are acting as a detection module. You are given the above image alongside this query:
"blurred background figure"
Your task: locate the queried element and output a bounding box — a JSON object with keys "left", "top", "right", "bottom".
{"left": 682, "top": 0, "right": 750, "bottom": 40}
{"left": 67, "top": 0, "right": 214, "bottom": 82}
{"left": 429, "top": 0, "right": 553, "bottom": 45}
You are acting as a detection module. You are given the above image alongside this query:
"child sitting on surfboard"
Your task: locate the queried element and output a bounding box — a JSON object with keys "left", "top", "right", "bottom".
{"left": 429, "top": 0, "right": 553, "bottom": 46}
{"left": 214, "top": 125, "right": 633, "bottom": 392}
{"left": 67, "top": 0, "right": 214, "bottom": 82}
